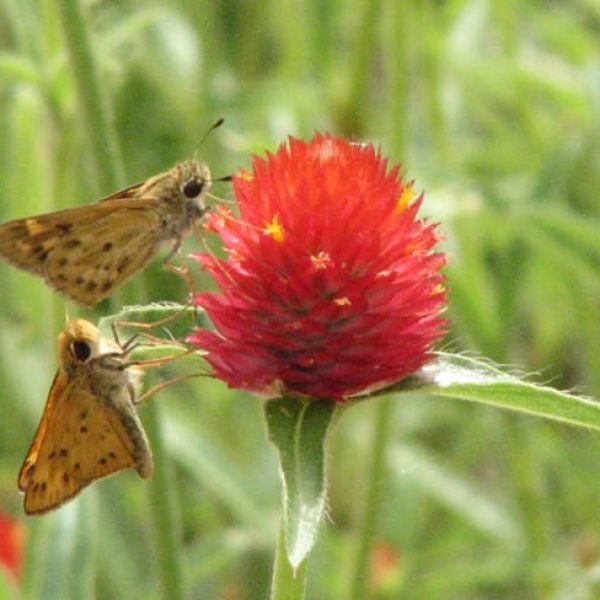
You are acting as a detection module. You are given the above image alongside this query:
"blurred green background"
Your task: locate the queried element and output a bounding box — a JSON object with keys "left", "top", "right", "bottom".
{"left": 1, "top": 0, "right": 600, "bottom": 598}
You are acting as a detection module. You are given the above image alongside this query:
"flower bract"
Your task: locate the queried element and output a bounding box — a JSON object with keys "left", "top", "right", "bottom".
{"left": 189, "top": 133, "right": 447, "bottom": 400}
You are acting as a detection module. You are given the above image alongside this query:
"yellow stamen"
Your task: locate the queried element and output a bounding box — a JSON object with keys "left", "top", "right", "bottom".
{"left": 227, "top": 248, "right": 244, "bottom": 264}
{"left": 395, "top": 183, "right": 415, "bottom": 214}
{"left": 238, "top": 168, "right": 254, "bottom": 181}
{"left": 334, "top": 297, "right": 351, "bottom": 306}
{"left": 311, "top": 251, "right": 332, "bottom": 270}
{"left": 264, "top": 214, "right": 284, "bottom": 243}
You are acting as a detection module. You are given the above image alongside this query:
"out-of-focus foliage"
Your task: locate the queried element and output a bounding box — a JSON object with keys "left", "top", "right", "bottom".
{"left": 0, "top": 0, "right": 599, "bottom": 598}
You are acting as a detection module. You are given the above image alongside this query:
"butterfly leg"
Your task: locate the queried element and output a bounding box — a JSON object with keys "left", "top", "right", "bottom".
{"left": 128, "top": 344, "right": 210, "bottom": 403}
{"left": 110, "top": 320, "right": 144, "bottom": 354}
{"left": 206, "top": 191, "right": 235, "bottom": 206}
{"left": 113, "top": 304, "right": 195, "bottom": 345}
{"left": 135, "top": 372, "right": 209, "bottom": 404}
{"left": 112, "top": 318, "right": 190, "bottom": 362}
{"left": 128, "top": 346, "right": 197, "bottom": 369}
{"left": 163, "top": 240, "right": 198, "bottom": 301}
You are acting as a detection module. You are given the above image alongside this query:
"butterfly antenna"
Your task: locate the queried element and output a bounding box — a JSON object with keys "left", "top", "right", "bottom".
{"left": 211, "top": 174, "right": 233, "bottom": 184}
{"left": 197, "top": 118, "right": 232, "bottom": 185}
{"left": 201, "top": 118, "right": 225, "bottom": 145}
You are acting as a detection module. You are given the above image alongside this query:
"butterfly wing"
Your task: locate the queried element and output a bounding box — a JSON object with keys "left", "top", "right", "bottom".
{"left": 98, "top": 181, "right": 145, "bottom": 202}
{"left": 0, "top": 199, "right": 165, "bottom": 306}
{"left": 18, "top": 367, "right": 152, "bottom": 515}
{"left": 45, "top": 200, "right": 164, "bottom": 305}
{"left": 0, "top": 206, "right": 99, "bottom": 276}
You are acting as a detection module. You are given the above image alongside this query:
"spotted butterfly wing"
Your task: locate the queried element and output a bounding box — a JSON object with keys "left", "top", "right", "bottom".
{"left": 44, "top": 200, "right": 164, "bottom": 306}
{"left": 18, "top": 320, "right": 152, "bottom": 515}
{"left": 0, "top": 159, "right": 212, "bottom": 306}
{"left": 0, "top": 206, "right": 96, "bottom": 276}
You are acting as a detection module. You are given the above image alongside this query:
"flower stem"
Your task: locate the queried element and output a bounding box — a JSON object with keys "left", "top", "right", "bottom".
{"left": 57, "top": 3, "right": 181, "bottom": 596}
{"left": 144, "top": 401, "right": 185, "bottom": 600}
{"left": 271, "top": 520, "right": 308, "bottom": 600}
{"left": 57, "top": 0, "right": 124, "bottom": 192}
{"left": 58, "top": 0, "right": 149, "bottom": 305}
{"left": 338, "top": 0, "right": 382, "bottom": 135}
{"left": 21, "top": 517, "right": 49, "bottom": 599}
{"left": 347, "top": 396, "right": 394, "bottom": 600}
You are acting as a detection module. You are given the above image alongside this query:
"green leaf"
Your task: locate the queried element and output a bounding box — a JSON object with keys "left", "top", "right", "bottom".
{"left": 97, "top": 303, "right": 210, "bottom": 374}
{"left": 0, "top": 52, "right": 39, "bottom": 83}
{"left": 384, "top": 353, "right": 600, "bottom": 431}
{"left": 163, "top": 415, "right": 267, "bottom": 532}
{"left": 98, "top": 304, "right": 209, "bottom": 411}
{"left": 98, "top": 302, "right": 210, "bottom": 342}
{"left": 390, "top": 443, "right": 522, "bottom": 545}
{"left": 265, "top": 396, "right": 336, "bottom": 569}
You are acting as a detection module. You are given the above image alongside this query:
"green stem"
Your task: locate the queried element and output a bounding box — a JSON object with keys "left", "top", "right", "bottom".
{"left": 57, "top": 2, "right": 181, "bottom": 597}
{"left": 492, "top": 0, "right": 517, "bottom": 56}
{"left": 417, "top": 0, "right": 449, "bottom": 162}
{"left": 57, "top": 0, "right": 124, "bottom": 192}
{"left": 16, "top": 4, "right": 66, "bottom": 597}
{"left": 347, "top": 396, "right": 394, "bottom": 600}
{"left": 271, "top": 520, "right": 308, "bottom": 600}
{"left": 338, "top": 0, "right": 382, "bottom": 136}
{"left": 505, "top": 415, "right": 550, "bottom": 597}
{"left": 21, "top": 518, "right": 49, "bottom": 599}
{"left": 58, "top": 0, "right": 146, "bottom": 306}
{"left": 144, "top": 401, "right": 185, "bottom": 600}
{"left": 386, "top": 0, "right": 414, "bottom": 158}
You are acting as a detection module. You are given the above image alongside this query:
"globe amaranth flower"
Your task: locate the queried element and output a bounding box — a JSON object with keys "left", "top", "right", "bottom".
{"left": 188, "top": 133, "right": 448, "bottom": 400}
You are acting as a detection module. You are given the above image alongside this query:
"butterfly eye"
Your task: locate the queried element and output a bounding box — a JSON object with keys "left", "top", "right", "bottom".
{"left": 71, "top": 341, "right": 92, "bottom": 362}
{"left": 182, "top": 178, "right": 204, "bottom": 199}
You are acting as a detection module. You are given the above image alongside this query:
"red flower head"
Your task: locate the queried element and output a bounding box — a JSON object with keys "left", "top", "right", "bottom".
{"left": 189, "top": 133, "right": 447, "bottom": 400}
{"left": 0, "top": 511, "right": 24, "bottom": 582}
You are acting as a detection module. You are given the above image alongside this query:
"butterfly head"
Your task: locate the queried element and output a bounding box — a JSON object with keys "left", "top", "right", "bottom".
{"left": 175, "top": 159, "right": 212, "bottom": 214}
{"left": 58, "top": 320, "right": 115, "bottom": 375}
